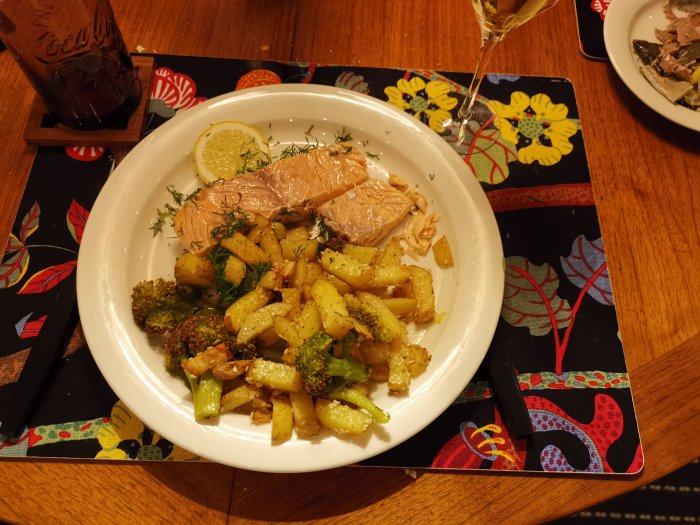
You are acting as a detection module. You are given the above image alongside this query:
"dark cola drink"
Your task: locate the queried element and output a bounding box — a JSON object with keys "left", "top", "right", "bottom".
{"left": 0, "top": 0, "right": 141, "bottom": 130}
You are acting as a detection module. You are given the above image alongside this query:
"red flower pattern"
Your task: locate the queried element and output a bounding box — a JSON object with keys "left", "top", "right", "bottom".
{"left": 590, "top": 0, "right": 610, "bottom": 20}
{"left": 151, "top": 67, "right": 207, "bottom": 110}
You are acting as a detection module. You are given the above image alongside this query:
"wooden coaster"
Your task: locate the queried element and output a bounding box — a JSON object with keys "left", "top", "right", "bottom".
{"left": 23, "top": 55, "right": 154, "bottom": 148}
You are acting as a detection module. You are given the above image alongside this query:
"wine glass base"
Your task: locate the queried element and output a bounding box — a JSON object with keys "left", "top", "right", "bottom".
{"left": 442, "top": 100, "right": 500, "bottom": 157}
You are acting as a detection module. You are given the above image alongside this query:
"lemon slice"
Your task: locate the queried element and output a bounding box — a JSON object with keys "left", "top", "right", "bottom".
{"left": 193, "top": 121, "right": 271, "bottom": 184}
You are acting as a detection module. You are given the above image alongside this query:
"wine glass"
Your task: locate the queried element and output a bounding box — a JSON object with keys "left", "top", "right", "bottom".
{"left": 454, "top": 0, "right": 560, "bottom": 146}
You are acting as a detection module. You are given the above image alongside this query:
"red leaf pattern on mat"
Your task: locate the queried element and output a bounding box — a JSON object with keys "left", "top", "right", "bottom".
{"left": 18, "top": 314, "right": 48, "bottom": 339}
{"left": 0, "top": 247, "right": 30, "bottom": 289}
{"left": 5, "top": 233, "right": 24, "bottom": 253}
{"left": 18, "top": 260, "right": 77, "bottom": 294}
{"left": 20, "top": 201, "right": 40, "bottom": 242}
{"left": 67, "top": 199, "right": 89, "bottom": 244}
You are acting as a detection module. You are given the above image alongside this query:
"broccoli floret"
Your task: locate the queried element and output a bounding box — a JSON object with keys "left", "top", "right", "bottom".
{"left": 162, "top": 313, "right": 251, "bottom": 420}
{"left": 131, "top": 279, "right": 204, "bottom": 335}
{"left": 163, "top": 313, "right": 253, "bottom": 371}
{"left": 329, "top": 387, "right": 390, "bottom": 424}
{"left": 295, "top": 331, "right": 368, "bottom": 397}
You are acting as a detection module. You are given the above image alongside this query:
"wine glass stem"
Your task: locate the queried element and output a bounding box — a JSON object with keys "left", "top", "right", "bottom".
{"left": 458, "top": 32, "right": 502, "bottom": 121}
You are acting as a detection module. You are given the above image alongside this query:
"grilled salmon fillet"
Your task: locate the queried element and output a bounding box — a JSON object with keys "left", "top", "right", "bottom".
{"left": 173, "top": 143, "right": 368, "bottom": 255}
{"left": 316, "top": 179, "right": 414, "bottom": 246}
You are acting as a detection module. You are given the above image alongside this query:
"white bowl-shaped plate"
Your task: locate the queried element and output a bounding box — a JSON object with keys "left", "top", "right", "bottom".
{"left": 604, "top": 0, "right": 700, "bottom": 131}
{"left": 77, "top": 84, "right": 504, "bottom": 473}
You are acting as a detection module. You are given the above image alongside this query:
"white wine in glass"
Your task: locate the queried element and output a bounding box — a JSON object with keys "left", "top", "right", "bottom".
{"left": 456, "top": 0, "right": 559, "bottom": 144}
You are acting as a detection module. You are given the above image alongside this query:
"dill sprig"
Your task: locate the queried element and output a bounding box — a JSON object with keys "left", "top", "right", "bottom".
{"left": 310, "top": 215, "right": 345, "bottom": 252}
{"left": 210, "top": 246, "right": 270, "bottom": 305}
{"left": 150, "top": 185, "right": 201, "bottom": 236}
{"left": 279, "top": 138, "right": 319, "bottom": 160}
{"left": 210, "top": 201, "right": 249, "bottom": 240}
{"left": 335, "top": 127, "right": 353, "bottom": 143}
{"left": 237, "top": 140, "right": 271, "bottom": 175}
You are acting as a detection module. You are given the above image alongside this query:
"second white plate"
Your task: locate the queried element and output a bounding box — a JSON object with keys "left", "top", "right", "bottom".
{"left": 604, "top": 0, "right": 700, "bottom": 131}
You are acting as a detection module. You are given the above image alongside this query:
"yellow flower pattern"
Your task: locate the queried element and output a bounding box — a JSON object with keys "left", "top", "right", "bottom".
{"left": 385, "top": 77, "right": 458, "bottom": 133}
{"left": 96, "top": 401, "right": 198, "bottom": 461}
{"left": 488, "top": 92, "right": 577, "bottom": 166}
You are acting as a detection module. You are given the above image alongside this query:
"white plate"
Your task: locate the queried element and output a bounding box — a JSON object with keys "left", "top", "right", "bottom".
{"left": 77, "top": 84, "right": 504, "bottom": 473}
{"left": 604, "top": 0, "right": 700, "bottom": 131}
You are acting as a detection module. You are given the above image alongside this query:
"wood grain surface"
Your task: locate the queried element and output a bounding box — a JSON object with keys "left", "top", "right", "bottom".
{"left": 0, "top": 1, "right": 698, "bottom": 523}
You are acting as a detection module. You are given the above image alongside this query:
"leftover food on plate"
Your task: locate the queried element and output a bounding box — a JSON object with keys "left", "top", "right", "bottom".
{"left": 632, "top": 0, "right": 700, "bottom": 110}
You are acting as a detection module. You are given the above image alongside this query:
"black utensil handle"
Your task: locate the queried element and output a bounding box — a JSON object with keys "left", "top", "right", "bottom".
{"left": 486, "top": 349, "right": 534, "bottom": 439}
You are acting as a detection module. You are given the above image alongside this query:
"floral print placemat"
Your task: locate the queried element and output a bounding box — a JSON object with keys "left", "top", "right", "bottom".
{"left": 0, "top": 54, "right": 642, "bottom": 473}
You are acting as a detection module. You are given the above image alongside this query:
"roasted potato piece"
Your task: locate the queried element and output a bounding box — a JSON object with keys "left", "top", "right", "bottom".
{"left": 370, "top": 264, "right": 410, "bottom": 288}
{"left": 271, "top": 393, "right": 294, "bottom": 441}
{"left": 223, "top": 254, "right": 246, "bottom": 286}
{"left": 246, "top": 359, "right": 303, "bottom": 393}
{"left": 342, "top": 244, "right": 378, "bottom": 264}
{"left": 292, "top": 259, "right": 323, "bottom": 290}
{"left": 289, "top": 390, "right": 320, "bottom": 437}
{"left": 259, "top": 224, "right": 284, "bottom": 264}
{"left": 271, "top": 221, "right": 286, "bottom": 240}
{"left": 346, "top": 291, "right": 406, "bottom": 343}
{"left": 296, "top": 301, "right": 323, "bottom": 342}
{"left": 402, "top": 343, "right": 431, "bottom": 377}
{"left": 174, "top": 252, "right": 216, "bottom": 287}
{"left": 257, "top": 268, "right": 285, "bottom": 290}
{"left": 375, "top": 237, "right": 403, "bottom": 267}
{"left": 285, "top": 226, "right": 309, "bottom": 241}
{"left": 320, "top": 249, "right": 373, "bottom": 288}
{"left": 355, "top": 340, "right": 391, "bottom": 365}
{"left": 281, "top": 238, "right": 318, "bottom": 262}
{"left": 245, "top": 215, "right": 269, "bottom": 244}
{"left": 321, "top": 272, "right": 353, "bottom": 295}
{"left": 280, "top": 288, "right": 302, "bottom": 319}
{"left": 386, "top": 341, "right": 430, "bottom": 392}
{"left": 220, "top": 379, "right": 260, "bottom": 413}
{"left": 256, "top": 326, "right": 281, "bottom": 347}
{"left": 408, "top": 265, "right": 435, "bottom": 324}
{"left": 224, "top": 287, "right": 272, "bottom": 332}
{"left": 381, "top": 297, "right": 417, "bottom": 319}
{"left": 274, "top": 315, "right": 302, "bottom": 347}
{"left": 369, "top": 363, "right": 390, "bottom": 382}
{"left": 236, "top": 302, "right": 293, "bottom": 344}
{"left": 387, "top": 345, "right": 410, "bottom": 393}
{"left": 220, "top": 232, "right": 270, "bottom": 265}
{"left": 431, "top": 235, "right": 454, "bottom": 268}
{"left": 310, "top": 279, "right": 353, "bottom": 340}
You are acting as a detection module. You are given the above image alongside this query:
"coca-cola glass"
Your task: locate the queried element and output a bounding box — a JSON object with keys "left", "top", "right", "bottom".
{"left": 0, "top": 0, "right": 141, "bottom": 130}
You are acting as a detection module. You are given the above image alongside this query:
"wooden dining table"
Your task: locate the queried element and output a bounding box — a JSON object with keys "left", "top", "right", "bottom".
{"left": 1, "top": 1, "right": 698, "bottom": 523}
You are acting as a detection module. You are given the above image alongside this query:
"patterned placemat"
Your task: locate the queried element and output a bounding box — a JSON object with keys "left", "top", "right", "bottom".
{"left": 0, "top": 54, "right": 642, "bottom": 473}
{"left": 574, "top": 0, "right": 611, "bottom": 61}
